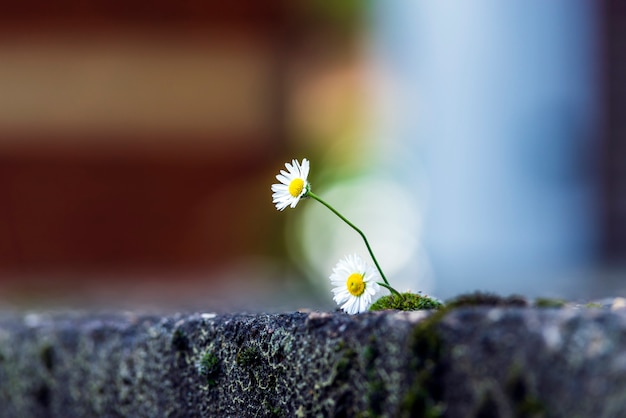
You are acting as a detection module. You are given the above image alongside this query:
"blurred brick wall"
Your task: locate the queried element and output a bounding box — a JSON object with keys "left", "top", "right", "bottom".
{"left": 0, "top": 1, "right": 294, "bottom": 278}
{"left": 0, "top": 146, "right": 277, "bottom": 276}
{"left": 0, "top": 0, "right": 367, "bottom": 284}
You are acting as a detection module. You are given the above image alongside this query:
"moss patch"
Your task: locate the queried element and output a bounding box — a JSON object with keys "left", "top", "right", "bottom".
{"left": 334, "top": 347, "right": 357, "bottom": 383}
{"left": 363, "top": 339, "right": 387, "bottom": 417}
{"left": 236, "top": 346, "right": 262, "bottom": 368}
{"left": 370, "top": 292, "right": 443, "bottom": 312}
{"left": 399, "top": 309, "right": 449, "bottom": 418}
{"left": 198, "top": 350, "right": 221, "bottom": 386}
{"left": 171, "top": 328, "right": 189, "bottom": 352}
{"left": 506, "top": 364, "right": 546, "bottom": 417}
{"left": 40, "top": 344, "right": 54, "bottom": 372}
{"left": 534, "top": 298, "right": 566, "bottom": 309}
{"left": 474, "top": 391, "right": 499, "bottom": 418}
{"left": 263, "top": 399, "right": 285, "bottom": 417}
{"left": 446, "top": 291, "right": 528, "bottom": 308}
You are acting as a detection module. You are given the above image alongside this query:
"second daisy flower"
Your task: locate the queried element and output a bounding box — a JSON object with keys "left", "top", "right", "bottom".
{"left": 330, "top": 254, "right": 381, "bottom": 314}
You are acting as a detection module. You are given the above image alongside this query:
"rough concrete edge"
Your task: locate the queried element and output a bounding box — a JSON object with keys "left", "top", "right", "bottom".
{"left": 1, "top": 307, "right": 626, "bottom": 417}
{"left": 0, "top": 310, "right": 432, "bottom": 417}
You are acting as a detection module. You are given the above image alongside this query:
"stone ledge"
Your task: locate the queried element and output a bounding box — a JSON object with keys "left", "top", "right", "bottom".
{"left": 0, "top": 307, "right": 625, "bottom": 417}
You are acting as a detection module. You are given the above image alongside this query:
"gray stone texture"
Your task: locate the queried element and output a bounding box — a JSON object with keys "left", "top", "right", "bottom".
{"left": 1, "top": 306, "right": 626, "bottom": 417}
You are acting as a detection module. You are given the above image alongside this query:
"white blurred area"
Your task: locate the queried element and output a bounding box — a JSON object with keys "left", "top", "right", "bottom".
{"left": 293, "top": 1, "right": 603, "bottom": 301}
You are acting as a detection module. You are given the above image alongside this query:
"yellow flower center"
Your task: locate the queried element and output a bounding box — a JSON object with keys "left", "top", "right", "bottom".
{"left": 288, "top": 178, "right": 305, "bottom": 198}
{"left": 346, "top": 273, "right": 365, "bottom": 297}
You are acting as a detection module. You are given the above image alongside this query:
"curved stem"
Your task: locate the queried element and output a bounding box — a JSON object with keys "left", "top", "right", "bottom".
{"left": 307, "top": 191, "right": 401, "bottom": 296}
{"left": 377, "top": 282, "right": 400, "bottom": 295}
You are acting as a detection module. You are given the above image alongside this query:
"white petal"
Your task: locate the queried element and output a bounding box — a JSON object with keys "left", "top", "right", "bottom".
{"left": 300, "top": 158, "right": 310, "bottom": 179}
{"left": 275, "top": 174, "right": 290, "bottom": 184}
{"left": 358, "top": 296, "right": 370, "bottom": 313}
{"left": 342, "top": 298, "right": 359, "bottom": 315}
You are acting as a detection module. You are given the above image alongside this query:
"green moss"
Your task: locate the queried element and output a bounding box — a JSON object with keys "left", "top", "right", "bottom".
{"left": 399, "top": 310, "right": 448, "bottom": 418}
{"left": 40, "top": 344, "right": 54, "bottom": 371}
{"left": 264, "top": 400, "right": 284, "bottom": 417}
{"left": 534, "top": 298, "right": 566, "bottom": 308}
{"left": 236, "top": 346, "right": 262, "bottom": 368}
{"left": 446, "top": 291, "right": 528, "bottom": 308}
{"left": 363, "top": 342, "right": 386, "bottom": 417}
{"left": 198, "top": 350, "right": 220, "bottom": 386}
{"left": 363, "top": 345, "right": 377, "bottom": 365}
{"left": 35, "top": 383, "right": 51, "bottom": 408}
{"left": 171, "top": 328, "right": 189, "bottom": 351}
{"left": 474, "top": 392, "right": 499, "bottom": 418}
{"left": 365, "top": 371, "right": 389, "bottom": 416}
{"left": 585, "top": 302, "right": 602, "bottom": 309}
{"left": 370, "top": 292, "right": 443, "bottom": 312}
{"left": 505, "top": 364, "right": 546, "bottom": 417}
{"left": 334, "top": 348, "right": 357, "bottom": 382}
{"left": 365, "top": 380, "right": 386, "bottom": 417}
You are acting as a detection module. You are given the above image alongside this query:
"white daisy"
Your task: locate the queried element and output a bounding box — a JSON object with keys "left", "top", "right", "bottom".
{"left": 271, "top": 158, "right": 310, "bottom": 211}
{"left": 330, "top": 254, "right": 381, "bottom": 314}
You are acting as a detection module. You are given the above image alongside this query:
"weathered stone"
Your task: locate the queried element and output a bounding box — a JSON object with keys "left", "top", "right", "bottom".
{"left": 0, "top": 307, "right": 625, "bottom": 417}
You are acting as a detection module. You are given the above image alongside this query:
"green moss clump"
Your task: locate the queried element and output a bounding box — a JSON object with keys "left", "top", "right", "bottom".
{"left": 40, "top": 345, "right": 54, "bottom": 371}
{"left": 264, "top": 400, "right": 284, "bottom": 417}
{"left": 171, "top": 328, "right": 189, "bottom": 351}
{"left": 370, "top": 292, "right": 443, "bottom": 312}
{"left": 400, "top": 309, "right": 447, "bottom": 418}
{"left": 334, "top": 348, "right": 357, "bottom": 382}
{"left": 35, "top": 383, "right": 51, "bottom": 408}
{"left": 363, "top": 344, "right": 377, "bottom": 366}
{"left": 446, "top": 291, "right": 528, "bottom": 308}
{"left": 506, "top": 364, "right": 546, "bottom": 417}
{"left": 474, "top": 392, "right": 499, "bottom": 418}
{"left": 534, "top": 298, "right": 566, "bottom": 308}
{"left": 363, "top": 340, "right": 387, "bottom": 417}
{"left": 198, "top": 351, "right": 220, "bottom": 386}
{"left": 237, "top": 346, "right": 262, "bottom": 368}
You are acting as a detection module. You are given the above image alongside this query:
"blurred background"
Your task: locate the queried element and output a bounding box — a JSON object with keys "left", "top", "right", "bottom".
{"left": 0, "top": 0, "right": 624, "bottom": 310}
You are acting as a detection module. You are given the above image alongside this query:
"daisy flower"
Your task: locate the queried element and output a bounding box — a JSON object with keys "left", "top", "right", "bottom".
{"left": 271, "top": 158, "right": 310, "bottom": 211}
{"left": 330, "top": 254, "right": 381, "bottom": 314}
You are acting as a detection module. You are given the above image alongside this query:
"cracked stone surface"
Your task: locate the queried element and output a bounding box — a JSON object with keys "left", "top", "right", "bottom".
{"left": 1, "top": 306, "right": 626, "bottom": 417}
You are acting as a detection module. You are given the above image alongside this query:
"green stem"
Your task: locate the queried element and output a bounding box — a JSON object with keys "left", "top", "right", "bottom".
{"left": 307, "top": 191, "right": 400, "bottom": 296}
{"left": 377, "top": 282, "right": 399, "bottom": 295}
